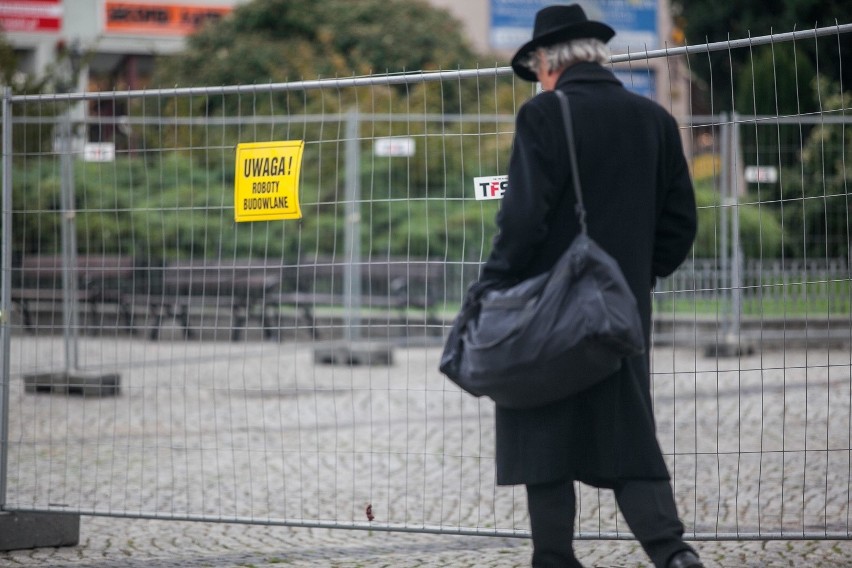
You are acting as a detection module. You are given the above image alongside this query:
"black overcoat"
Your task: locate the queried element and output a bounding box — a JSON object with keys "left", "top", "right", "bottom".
{"left": 478, "top": 62, "right": 697, "bottom": 487}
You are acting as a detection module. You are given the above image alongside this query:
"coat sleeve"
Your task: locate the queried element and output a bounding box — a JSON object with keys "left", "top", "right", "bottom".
{"left": 652, "top": 115, "right": 697, "bottom": 278}
{"left": 479, "top": 98, "right": 565, "bottom": 286}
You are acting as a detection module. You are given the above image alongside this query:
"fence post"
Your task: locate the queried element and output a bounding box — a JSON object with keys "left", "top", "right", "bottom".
{"left": 708, "top": 112, "right": 751, "bottom": 356}
{"left": 344, "top": 109, "right": 362, "bottom": 342}
{"left": 729, "top": 112, "right": 744, "bottom": 340}
{"left": 719, "top": 113, "right": 730, "bottom": 320}
{"left": 0, "top": 87, "right": 12, "bottom": 509}
{"left": 58, "top": 110, "right": 80, "bottom": 372}
{"left": 313, "top": 109, "right": 393, "bottom": 365}
{"left": 0, "top": 89, "right": 82, "bottom": 553}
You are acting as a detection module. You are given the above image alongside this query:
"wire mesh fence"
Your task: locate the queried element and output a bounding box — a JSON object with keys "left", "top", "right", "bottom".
{"left": 1, "top": 24, "right": 851, "bottom": 540}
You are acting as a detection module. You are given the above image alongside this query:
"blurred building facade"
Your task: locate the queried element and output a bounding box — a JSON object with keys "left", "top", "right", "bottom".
{"left": 2, "top": 0, "right": 240, "bottom": 93}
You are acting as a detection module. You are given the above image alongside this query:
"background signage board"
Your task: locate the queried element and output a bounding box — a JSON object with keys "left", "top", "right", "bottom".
{"left": 490, "top": 0, "right": 658, "bottom": 54}
{"left": 0, "top": 0, "right": 62, "bottom": 33}
{"left": 613, "top": 68, "right": 656, "bottom": 99}
{"left": 105, "top": 2, "right": 231, "bottom": 36}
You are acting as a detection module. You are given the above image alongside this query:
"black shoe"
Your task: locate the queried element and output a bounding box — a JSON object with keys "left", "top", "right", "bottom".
{"left": 667, "top": 550, "right": 704, "bottom": 568}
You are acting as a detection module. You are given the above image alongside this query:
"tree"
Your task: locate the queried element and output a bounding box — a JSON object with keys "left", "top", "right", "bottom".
{"left": 153, "top": 0, "right": 478, "bottom": 89}
{"left": 2, "top": 32, "right": 89, "bottom": 257}
{"left": 673, "top": 2, "right": 849, "bottom": 261}
{"left": 0, "top": 32, "right": 69, "bottom": 154}
{"left": 692, "top": 180, "right": 784, "bottom": 259}
{"left": 674, "top": 0, "right": 850, "bottom": 113}
{"left": 6, "top": 3, "right": 517, "bottom": 262}
{"left": 734, "top": 42, "right": 816, "bottom": 117}
{"left": 776, "top": 87, "right": 851, "bottom": 260}
{"left": 146, "top": 0, "right": 497, "bottom": 173}
{"left": 734, "top": 42, "right": 818, "bottom": 175}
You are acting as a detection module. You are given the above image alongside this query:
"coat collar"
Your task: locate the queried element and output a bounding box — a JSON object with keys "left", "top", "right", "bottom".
{"left": 555, "top": 61, "right": 622, "bottom": 89}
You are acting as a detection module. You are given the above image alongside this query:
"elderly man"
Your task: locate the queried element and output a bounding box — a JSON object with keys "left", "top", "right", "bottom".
{"left": 474, "top": 5, "right": 703, "bottom": 568}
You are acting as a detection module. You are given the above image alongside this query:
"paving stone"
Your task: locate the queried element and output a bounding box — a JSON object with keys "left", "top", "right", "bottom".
{"left": 1, "top": 337, "right": 850, "bottom": 567}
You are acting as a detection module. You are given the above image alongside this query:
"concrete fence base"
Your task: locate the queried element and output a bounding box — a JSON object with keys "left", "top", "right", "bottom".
{"left": 0, "top": 512, "right": 80, "bottom": 551}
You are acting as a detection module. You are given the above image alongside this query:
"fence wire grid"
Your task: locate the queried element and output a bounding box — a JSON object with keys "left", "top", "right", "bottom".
{"left": 1, "top": 24, "right": 852, "bottom": 541}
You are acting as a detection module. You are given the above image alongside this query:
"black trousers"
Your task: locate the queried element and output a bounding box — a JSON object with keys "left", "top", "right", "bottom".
{"left": 526, "top": 478, "right": 695, "bottom": 568}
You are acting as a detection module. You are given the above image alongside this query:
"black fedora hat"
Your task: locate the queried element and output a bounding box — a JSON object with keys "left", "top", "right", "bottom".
{"left": 511, "top": 4, "right": 615, "bottom": 82}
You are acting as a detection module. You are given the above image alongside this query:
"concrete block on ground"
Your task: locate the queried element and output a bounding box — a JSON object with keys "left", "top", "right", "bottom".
{"left": 314, "top": 341, "right": 394, "bottom": 366}
{"left": 704, "top": 338, "right": 757, "bottom": 358}
{"left": 23, "top": 370, "right": 121, "bottom": 396}
{"left": 0, "top": 512, "right": 80, "bottom": 551}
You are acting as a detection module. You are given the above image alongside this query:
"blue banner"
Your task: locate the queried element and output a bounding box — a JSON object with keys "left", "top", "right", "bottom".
{"left": 613, "top": 68, "right": 656, "bottom": 99}
{"left": 490, "top": 0, "right": 658, "bottom": 53}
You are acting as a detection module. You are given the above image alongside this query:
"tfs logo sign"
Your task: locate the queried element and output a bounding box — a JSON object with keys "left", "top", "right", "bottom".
{"left": 473, "top": 175, "right": 508, "bottom": 200}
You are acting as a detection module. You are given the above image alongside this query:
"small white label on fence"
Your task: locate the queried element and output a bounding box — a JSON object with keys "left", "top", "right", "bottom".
{"left": 83, "top": 142, "right": 115, "bottom": 162}
{"left": 744, "top": 166, "right": 778, "bottom": 183}
{"left": 374, "top": 137, "right": 415, "bottom": 157}
{"left": 474, "top": 175, "right": 508, "bottom": 200}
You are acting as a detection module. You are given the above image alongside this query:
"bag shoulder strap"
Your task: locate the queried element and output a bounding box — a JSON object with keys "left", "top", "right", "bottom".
{"left": 554, "top": 89, "right": 587, "bottom": 235}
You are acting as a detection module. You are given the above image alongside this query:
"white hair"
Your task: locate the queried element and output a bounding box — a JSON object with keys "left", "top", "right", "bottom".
{"left": 521, "top": 38, "right": 611, "bottom": 76}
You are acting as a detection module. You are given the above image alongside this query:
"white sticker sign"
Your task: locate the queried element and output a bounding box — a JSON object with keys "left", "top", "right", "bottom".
{"left": 83, "top": 142, "right": 115, "bottom": 162}
{"left": 374, "top": 137, "right": 415, "bottom": 157}
{"left": 474, "top": 175, "right": 508, "bottom": 200}
{"left": 744, "top": 166, "right": 778, "bottom": 183}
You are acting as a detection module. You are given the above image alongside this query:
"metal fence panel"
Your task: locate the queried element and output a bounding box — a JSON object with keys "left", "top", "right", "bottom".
{"left": 1, "top": 25, "right": 851, "bottom": 541}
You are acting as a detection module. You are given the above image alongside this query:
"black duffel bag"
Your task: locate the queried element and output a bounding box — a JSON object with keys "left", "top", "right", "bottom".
{"left": 439, "top": 90, "right": 644, "bottom": 409}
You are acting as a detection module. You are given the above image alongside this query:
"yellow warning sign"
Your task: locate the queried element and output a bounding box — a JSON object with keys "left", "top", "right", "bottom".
{"left": 234, "top": 140, "right": 304, "bottom": 222}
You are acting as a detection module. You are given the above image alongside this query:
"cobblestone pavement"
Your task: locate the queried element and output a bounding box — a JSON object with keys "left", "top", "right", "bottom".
{"left": 2, "top": 517, "right": 852, "bottom": 566}
{"left": 2, "top": 335, "right": 851, "bottom": 567}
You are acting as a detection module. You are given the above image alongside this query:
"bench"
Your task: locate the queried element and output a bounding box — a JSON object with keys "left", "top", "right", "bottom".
{"left": 261, "top": 257, "right": 442, "bottom": 339}
{"left": 11, "top": 254, "right": 137, "bottom": 332}
{"left": 9, "top": 255, "right": 278, "bottom": 340}
{"left": 11, "top": 254, "right": 443, "bottom": 341}
{"left": 143, "top": 259, "right": 281, "bottom": 341}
